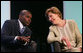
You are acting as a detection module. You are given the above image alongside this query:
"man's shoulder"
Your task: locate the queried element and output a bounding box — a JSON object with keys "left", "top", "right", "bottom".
{"left": 5, "top": 19, "right": 18, "bottom": 23}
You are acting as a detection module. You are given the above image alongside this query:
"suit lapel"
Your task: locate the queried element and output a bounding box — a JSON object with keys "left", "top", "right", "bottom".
{"left": 15, "top": 20, "right": 31, "bottom": 36}
{"left": 22, "top": 26, "right": 32, "bottom": 36}
{"left": 22, "top": 26, "right": 27, "bottom": 35}
{"left": 16, "top": 20, "right": 21, "bottom": 35}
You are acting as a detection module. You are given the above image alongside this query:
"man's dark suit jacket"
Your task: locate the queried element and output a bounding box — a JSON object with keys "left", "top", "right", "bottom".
{"left": 1, "top": 19, "right": 32, "bottom": 51}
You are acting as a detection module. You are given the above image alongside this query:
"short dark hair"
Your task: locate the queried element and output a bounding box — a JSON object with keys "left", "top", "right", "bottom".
{"left": 19, "top": 10, "right": 32, "bottom": 16}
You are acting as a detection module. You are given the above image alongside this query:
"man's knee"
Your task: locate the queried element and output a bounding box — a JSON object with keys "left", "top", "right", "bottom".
{"left": 30, "top": 41, "right": 37, "bottom": 48}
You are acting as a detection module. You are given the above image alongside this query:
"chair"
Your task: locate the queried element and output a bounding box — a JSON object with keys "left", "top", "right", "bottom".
{"left": 50, "top": 41, "right": 61, "bottom": 52}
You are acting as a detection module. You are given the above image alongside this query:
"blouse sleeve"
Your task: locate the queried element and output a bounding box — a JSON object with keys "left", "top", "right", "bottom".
{"left": 47, "top": 26, "right": 61, "bottom": 43}
{"left": 73, "top": 20, "right": 82, "bottom": 48}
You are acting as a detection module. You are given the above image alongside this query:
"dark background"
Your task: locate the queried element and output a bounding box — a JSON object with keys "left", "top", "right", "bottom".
{"left": 11, "top": 1, "right": 63, "bottom": 52}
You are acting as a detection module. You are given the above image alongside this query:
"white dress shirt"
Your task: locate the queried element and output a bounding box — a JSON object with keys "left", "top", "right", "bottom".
{"left": 14, "top": 19, "right": 27, "bottom": 46}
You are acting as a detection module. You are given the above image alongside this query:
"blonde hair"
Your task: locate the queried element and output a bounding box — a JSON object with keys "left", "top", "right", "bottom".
{"left": 45, "top": 6, "right": 62, "bottom": 20}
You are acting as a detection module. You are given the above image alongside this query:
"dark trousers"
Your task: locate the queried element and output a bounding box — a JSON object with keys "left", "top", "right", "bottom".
{"left": 1, "top": 41, "right": 37, "bottom": 52}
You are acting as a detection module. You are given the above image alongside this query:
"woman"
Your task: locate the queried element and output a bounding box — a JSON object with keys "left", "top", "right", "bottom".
{"left": 45, "top": 6, "right": 82, "bottom": 52}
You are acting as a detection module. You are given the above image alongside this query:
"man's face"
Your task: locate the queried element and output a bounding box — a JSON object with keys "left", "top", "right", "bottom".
{"left": 20, "top": 12, "right": 32, "bottom": 26}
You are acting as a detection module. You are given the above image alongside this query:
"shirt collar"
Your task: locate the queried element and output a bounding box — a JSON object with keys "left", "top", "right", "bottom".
{"left": 18, "top": 19, "right": 25, "bottom": 30}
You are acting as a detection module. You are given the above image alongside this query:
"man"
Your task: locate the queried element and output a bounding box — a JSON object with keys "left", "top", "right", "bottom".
{"left": 1, "top": 10, "right": 37, "bottom": 52}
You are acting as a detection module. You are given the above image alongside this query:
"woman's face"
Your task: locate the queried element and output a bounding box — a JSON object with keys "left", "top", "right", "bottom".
{"left": 48, "top": 12, "right": 61, "bottom": 25}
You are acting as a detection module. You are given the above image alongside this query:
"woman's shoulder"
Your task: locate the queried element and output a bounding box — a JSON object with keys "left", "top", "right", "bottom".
{"left": 66, "top": 19, "right": 77, "bottom": 28}
{"left": 66, "top": 19, "right": 76, "bottom": 24}
{"left": 49, "top": 25, "right": 57, "bottom": 30}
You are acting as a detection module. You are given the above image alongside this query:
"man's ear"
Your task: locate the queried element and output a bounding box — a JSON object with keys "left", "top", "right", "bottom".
{"left": 22, "top": 15, "right": 25, "bottom": 18}
{"left": 19, "top": 15, "right": 22, "bottom": 18}
{"left": 19, "top": 15, "right": 24, "bottom": 21}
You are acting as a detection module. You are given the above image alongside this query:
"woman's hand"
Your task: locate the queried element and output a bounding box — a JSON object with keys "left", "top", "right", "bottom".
{"left": 78, "top": 48, "right": 82, "bottom": 52}
{"left": 61, "top": 36, "right": 72, "bottom": 49}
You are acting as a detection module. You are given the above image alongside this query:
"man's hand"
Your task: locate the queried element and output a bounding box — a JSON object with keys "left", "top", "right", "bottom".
{"left": 17, "top": 36, "right": 31, "bottom": 43}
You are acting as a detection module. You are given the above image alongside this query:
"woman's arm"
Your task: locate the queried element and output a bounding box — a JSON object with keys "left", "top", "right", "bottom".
{"left": 73, "top": 20, "right": 82, "bottom": 51}
{"left": 47, "top": 26, "right": 61, "bottom": 43}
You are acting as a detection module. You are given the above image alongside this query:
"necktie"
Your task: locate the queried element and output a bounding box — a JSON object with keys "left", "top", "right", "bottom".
{"left": 20, "top": 27, "right": 25, "bottom": 34}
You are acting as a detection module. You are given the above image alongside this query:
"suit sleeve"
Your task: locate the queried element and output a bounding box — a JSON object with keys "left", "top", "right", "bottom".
{"left": 1, "top": 20, "right": 16, "bottom": 45}
{"left": 47, "top": 26, "right": 61, "bottom": 43}
{"left": 73, "top": 20, "right": 82, "bottom": 48}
